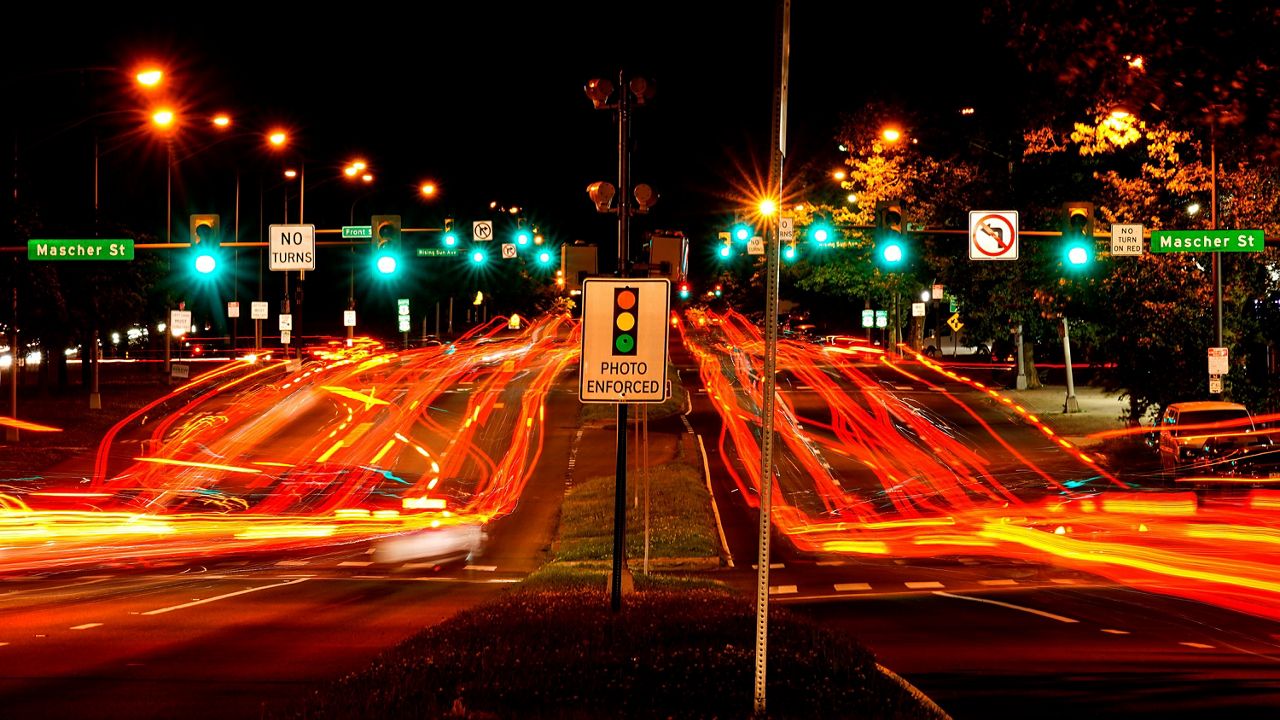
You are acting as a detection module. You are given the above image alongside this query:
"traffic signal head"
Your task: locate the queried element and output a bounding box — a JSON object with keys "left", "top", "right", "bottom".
{"left": 714, "top": 284, "right": 722, "bottom": 298}
{"left": 371, "top": 214, "right": 402, "bottom": 275}
{"left": 516, "top": 230, "right": 532, "bottom": 246}
{"left": 783, "top": 242, "right": 797, "bottom": 262}
{"left": 189, "top": 214, "right": 220, "bottom": 275}
{"left": 733, "top": 224, "right": 751, "bottom": 243}
{"left": 809, "top": 223, "right": 832, "bottom": 245}
{"left": 678, "top": 281, "right": 691, "bottom": 300}
{"left": 442, "top": 232, "right": 458, "bottom": 247}
{"left": 718, "top": 244, "right": 733, "bottom": 260}
{"left": 470, "top": 248, "right": 487, "bottom": 265}
{"left": 612, "top": 286, "right": 638, "bottom": 356}
{"left": 190, "top": 214, "right": 220, "bottom": 246}
{"left": 1062, "top": 202, "right": 1095, "bottom": 268}
{"left": 875, "top": 200, "right": 907, "bottom": 270}
{"left": 536, "top": 249, "right": 554, "bottom": 266}
{"left": 587, "top": 181, "right": 616, "bottom": 213}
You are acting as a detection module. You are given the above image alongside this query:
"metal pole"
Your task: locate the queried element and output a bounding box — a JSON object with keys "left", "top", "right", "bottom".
{"left": 166, "top": 143, "right": 172, "bottom": 245}
{"left": 435, "top": 302, "right": 441, "bottom": 338}
{"left": 643, "top": 403, "right": 650, "bottom": 575}
{"left": 448, "top": 296, "right": 454, "bottom": 336}
{"left": 1015, "top": 323, "right": 1027, "bottom": 390}
{"left": 7, "top": 283, "right": 17, "bottom": 442}
{"left": 755, "top": 1, "right": 788, "bottom": 714}
{"left": 1062, "top": 316, "right": 1080, "bottom": 413}
{"left": 1211, "top": 129, "right": 1222, "bottom": 349}
{"left": 610, "top": 67, "right": 633, "bottom": 614}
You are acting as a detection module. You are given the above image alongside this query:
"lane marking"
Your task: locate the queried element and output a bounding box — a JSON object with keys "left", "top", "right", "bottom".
{"left": 1101, "top": 629, "right": 1130, "bottom": 635}
{"left": 141, "top": 578, "right": 309, "bottom": 616}
{"left": 769, "top": 585, "right": 798, "bottom": 595}
{"left": 464, "top": 565, "right": 497, "bottom": 572}
{"left": 933, "top": 590, "right": 1079, "bottom": 623}
{"left": 1049, "top": 578, "right": 1079, "bottom": 584}
{"left": 834, "top": 583, "right": 872, "bottom": 592}
{"left": 352, "top": 575, "right": 387, "bottom": 579}
{"left": 69, "top": 623, "right": 102, "bottom": 631}
{"left": 905, "top": 581, "right": 945, "bottom": 589}
{"left": 697, "top": 433, "right": 734, "bottom": 569}
{"left": 275, "top": 560, "right": 309, "bottom": 567}
{"left": 1, "top": 577, "right": 111, "bottom": 598}
{"left": 978, "top": 579, "right": 1019, "bottom": 587}
{"left": 0, "top": 642, "right": 8, "bottom": 647}
{"left": 753, "top": 563, "right": 785, "bottom": 570}
{"left": 337, "top": 561, "right": 373, "bottom": 567}
{"left": 816, "top": 560, "right": 847, "bottom": 567}
{"left": 1180, "top": 642, "right": 1215, "bottom": 650}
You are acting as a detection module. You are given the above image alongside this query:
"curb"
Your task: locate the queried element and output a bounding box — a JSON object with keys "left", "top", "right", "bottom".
{"left": 876, "top": 663, "right": 952, "bottom": 719}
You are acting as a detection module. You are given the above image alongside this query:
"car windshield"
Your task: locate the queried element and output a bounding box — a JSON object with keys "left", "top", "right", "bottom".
{"left": 1173, "top": 409, "right": 1253, "bottom": 436}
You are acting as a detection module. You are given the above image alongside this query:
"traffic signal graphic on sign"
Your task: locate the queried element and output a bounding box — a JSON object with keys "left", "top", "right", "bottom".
{"left": 613, "top": 287, "right": 638, "bottom": 356}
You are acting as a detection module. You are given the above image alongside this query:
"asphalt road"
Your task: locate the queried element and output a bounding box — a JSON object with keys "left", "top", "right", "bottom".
{"left": 673, "top": 339, "right": 1280, "bottom": 718}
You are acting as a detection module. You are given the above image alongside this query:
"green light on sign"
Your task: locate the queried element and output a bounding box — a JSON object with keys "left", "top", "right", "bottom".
{"left": 29, "top": 239, "right": 134, "bottom": 261}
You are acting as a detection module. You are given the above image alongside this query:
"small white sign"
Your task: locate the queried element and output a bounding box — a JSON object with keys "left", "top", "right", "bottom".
{"left": 268, "top": 224, "right": 316, "bottom": 271}
{"left": 279, "top": 314, "right": 293, "bottom": 332}
{"left": 170, "top": 310, "right": 192, "bottom": 337}
{"left": 1110, "top": 223, "right": 1144, "bottom": 256}
{"left": 969, "top": 211, "right": 1019, "bottom": 260}
{"left": 779, "top": 215, "right": 795, "bottom": 242}
{"left": 501, "top": 243, "right": 518, "bottom": 259}
{"left": 280, "top": 330, "right": 291, "bottom": 345}
{"left": 473, "top": 220, "right": 493, "bottom": 241}
{"left": 1209, "top": 376, "right": 1223, "bottom": 394}
{"left": 747, "top": 237, "right": 765, "bottom": 255}
{"left": 251, "top": 302, "right": 269, "bottom": 320}
{"left": 912, "top": 302, "right": 926, "bottom": 317}
{"left": 1208, "top": 346, "right": 1229, "bottom": 375}
{"left": 343, "top": 310, "right": 356, "bottom": 327}
{"left": 932, "top": 284, "right": 944, "bottom": 301}
{"left": 227, "top": 301, "right": 240, "bottom": 318}
{"left": 170, "top": 364, "right": 190, "bottom": 379}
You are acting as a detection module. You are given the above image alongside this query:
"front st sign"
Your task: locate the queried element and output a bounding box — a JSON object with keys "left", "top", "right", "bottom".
{"left": 579, "top": 278, "right": 671, "bottom": 403}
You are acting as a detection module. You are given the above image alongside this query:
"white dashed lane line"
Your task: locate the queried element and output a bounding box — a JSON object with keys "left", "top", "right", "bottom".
{"left": 464, "top": 565, "right": 498, "bottom": 572}
{"left": 140, "top": 578, "right": 310, "bottom": 616}
{"left": 69, "top": 623, "right": 103, "bottom": 631}
{"left": 337, "top": 561, "right": 373, "bottom": 568}
{"left": 978, "top": 579, "right": 1018, "bottom": 587}
{"left": 834, "top": 583, "right": 872, "bottom": 592}
{"left": 1180, "top": 642, "right": 1216, "bottom": 649}
{"left": 905, "top": 581, "right": 945, "bottom": 590}
{"left": 769, "top": 585, "right": 798, "bottom": 595}
{"left": 1101, "top": 629, "right": 1131, "bottom": 635}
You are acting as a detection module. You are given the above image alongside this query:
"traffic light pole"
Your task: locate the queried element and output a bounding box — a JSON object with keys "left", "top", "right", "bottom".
{"left": 610, "top": 68, "right": 633, "bottom": 615}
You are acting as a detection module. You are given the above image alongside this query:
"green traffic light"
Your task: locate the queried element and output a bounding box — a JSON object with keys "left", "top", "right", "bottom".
{"left": 718, "top": 245, "right": 732, "bottom": 259}
{"left": 375, "top": 254, "right": 398, "bottom": 274}
{"left": 470, "top": 249, "right": 487, "bottom": 265}
{"left": 516, "top": 231, "right": 531, "bottom": 246}
{"left": 881, "top": 242, "right": 904, "bottom": 265}
{"left": 812, "top": 227, "right": 830, "bottom": 244}
{"left": 733, "top": 225, "right": 751, "bottom": 242}
{"left": 194, "top": 254, "right": 217, "bottom": 274}
{"left": 783, "top": 245, "right": 796, "bottom": 261}
{"left": 536, "top": 250, "right": 553, "bottom": 265}
{"left": 1065, "top": 242, "right": 1091, "bottom": 267}
{"left": 443, "top": 233, "right": 458, "bottom": 247}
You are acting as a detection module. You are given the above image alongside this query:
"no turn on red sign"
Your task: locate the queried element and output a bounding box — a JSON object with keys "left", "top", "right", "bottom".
{"left": 969, "top": 211, "right": 1019, "bottom": 261}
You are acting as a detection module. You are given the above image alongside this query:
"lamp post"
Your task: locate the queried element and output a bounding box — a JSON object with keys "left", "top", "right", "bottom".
{"left": 347, "top": 162, "right": 375, "bottom": 343}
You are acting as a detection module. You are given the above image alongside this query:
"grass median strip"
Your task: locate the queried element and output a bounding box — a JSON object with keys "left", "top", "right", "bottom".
{"left": 555, "top": 461, "right": 718, "bottom": 564}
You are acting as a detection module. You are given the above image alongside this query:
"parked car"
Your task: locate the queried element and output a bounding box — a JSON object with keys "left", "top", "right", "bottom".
{"left": 1152, "top": 401, "right": 1279, "bottom": 482}
{"left": 922, "top": 328, "right": 991, "bottom": 360}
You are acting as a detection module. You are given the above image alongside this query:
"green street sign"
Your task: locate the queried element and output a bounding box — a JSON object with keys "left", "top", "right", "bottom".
{"left": 1150, "top": 229, "right": 1264, "bottom": 253}
{"left": 416, "top": 248, "right": 458, "bottom": 257}
{"left": 29, "top": 239, "right": 134, "bottom": 260}
{"left": 342, "top": 225, "right": 373, "bottom": 239}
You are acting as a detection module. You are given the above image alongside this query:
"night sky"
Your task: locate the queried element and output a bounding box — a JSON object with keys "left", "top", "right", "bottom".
{"left": 5, "top": 3, "right": 1018, "bottom": 334}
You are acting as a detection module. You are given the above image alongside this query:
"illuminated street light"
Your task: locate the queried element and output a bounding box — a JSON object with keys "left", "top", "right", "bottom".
{"left": 420, "top": 182, "right": 437, "bottom": 198}
{"left": 344, "top": 166, "right": 358, "bottom": 177}
{"left": 845, "top": 193, "right": 857, "bottom": 204}
{"left": 759, "top": 199, "right": 777, "bottom": 216}
{"left": 361, "top": 173, "right": 373, "bottom": 183}
{"left": 135, "top": 68, "right": 164, "bottom": 87}
{"left": 283, "top": 169, "right": 297, "bottom": 179}
{"left": 1187, "top": 202, "right": 1202, "bottom": 216}
{"left": 212, "top": 114, "right": 231, "bottom": 128}
{"left": 832, "top": 169, "right": 846, "bottom": 181}
{"left": 268, "top": 130, "right": 287, "bottom": 147}
{"left": 151, "top": 108, "right": 175, "bottom": 129}
{"left": 882, "top": 127, "right": 902, "bottom": 143}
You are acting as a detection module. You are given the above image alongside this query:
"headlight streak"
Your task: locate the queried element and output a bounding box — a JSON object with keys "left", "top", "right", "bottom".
{"left": 680, "top": 308, "right": 1280, "bottom": 622}
{"left": 4, "top": 318, "right": 575, "bottom": 575}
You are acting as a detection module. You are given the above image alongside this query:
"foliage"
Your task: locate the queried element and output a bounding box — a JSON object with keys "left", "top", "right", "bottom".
{"left": 282, "top": 586, "right": 943, "bottom": 720}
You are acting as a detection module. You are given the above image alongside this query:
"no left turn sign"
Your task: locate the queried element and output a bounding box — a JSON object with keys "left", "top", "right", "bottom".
{"left": 969, "top": 211, "right": 1019, "bottom": 260}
